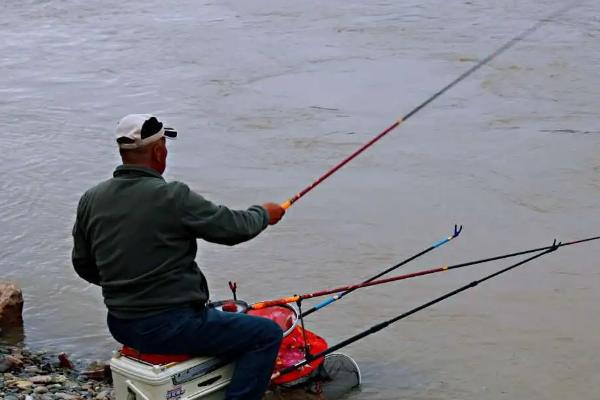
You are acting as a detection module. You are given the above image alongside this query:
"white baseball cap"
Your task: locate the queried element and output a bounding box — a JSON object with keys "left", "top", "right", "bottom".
{"left": 116, "top": 114, "right": 177, "bottom": 149}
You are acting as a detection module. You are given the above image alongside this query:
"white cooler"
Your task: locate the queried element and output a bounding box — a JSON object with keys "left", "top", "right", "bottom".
{"left": 110, "top": 350, "right": 234, "bottom": 400}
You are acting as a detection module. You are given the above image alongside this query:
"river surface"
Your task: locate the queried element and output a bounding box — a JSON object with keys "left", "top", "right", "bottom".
{"left": 2, "top": 0, "right": 600, "bottom": 398}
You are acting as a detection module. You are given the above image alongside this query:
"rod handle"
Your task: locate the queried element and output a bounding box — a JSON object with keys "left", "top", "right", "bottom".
{"left": 251, "top": 295, "right": 300, "bottom": 310}
{"left": 312, "top": 296, "right": 337, "bottom": 311}
{"left": 280, "top": 199, "right": 292, "bottom": 210}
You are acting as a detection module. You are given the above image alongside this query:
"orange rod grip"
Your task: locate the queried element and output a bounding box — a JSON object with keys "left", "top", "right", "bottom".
{"left": 252, "top": 295, "right": 300, "bottom": 310}
{"left": 280, "top": 199, "right": 292, "bottom": 210}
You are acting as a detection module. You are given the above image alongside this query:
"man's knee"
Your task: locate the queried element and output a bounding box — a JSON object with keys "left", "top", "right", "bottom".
{"left": 259, "top": 318, "right": 284, "bottom": 346}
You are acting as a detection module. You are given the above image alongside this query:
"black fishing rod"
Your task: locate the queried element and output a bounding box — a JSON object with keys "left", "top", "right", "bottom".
{"left": 299, "top": 234, "right": 600, "bottom": 317}
{"left": 252, "top": 235, "right": 600, "bottom": 311}
{"left": 272, "top": 240, "right": 560, "bottom": 379}
{"left": 300, "top": 224, "right": 463, "bottom": 317}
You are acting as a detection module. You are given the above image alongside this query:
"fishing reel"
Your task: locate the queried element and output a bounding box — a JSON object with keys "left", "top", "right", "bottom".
{"left": 207, "top": 280, "right": 249, "bottom": 313}
{"left": 208, "top": 299, "right": 249, "bottom": 313}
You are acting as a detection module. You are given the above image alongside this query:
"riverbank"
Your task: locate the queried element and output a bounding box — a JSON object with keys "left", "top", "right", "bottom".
{"left": 0, "top": 343, "right": 325, "bottom": 400}
{"left": 0, "top": 345, "right": 113, "bottom": 400}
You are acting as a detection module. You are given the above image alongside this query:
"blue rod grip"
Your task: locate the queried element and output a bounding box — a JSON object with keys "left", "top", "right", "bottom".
{"left": 432, "top": 237, "right": 450, "bottom": 248}
{"left": 313, "top": 297, "right": 337, "bottom": 311}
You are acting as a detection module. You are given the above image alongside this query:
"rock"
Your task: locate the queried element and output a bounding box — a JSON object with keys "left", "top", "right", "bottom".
{"left": 24, "top": 365, "right": 43, "bottom": 374}
{"left": 34, "top": 386, "right": 50, "bottom": 394}
{"left": 0, "top": 345, "right": 120, "bottom": 400}
{"left": 55, "top": 393, "right": 83, "bottom": 400}
{"left": 80, "top": 363, "right": 111, "bottom": 382}
{"left": 30, "top": 375, "right": 53, "bottom": 384}
{"left": 13, "top": 380, "right": 34, "bottom": 390}
{"left": 0, "top": 354, "right": 23, "bottom": 372}
{"left": 52, "top": 375, "right": 68, "bottom": 384}
{"left": 48, "top": 383, "right": 64, "bottom": 390}
{"left": 80, "top": 369, "right": 105, "bottom": 381}
{"left": 95, "top": 390, "right": 110, "bottom": 400}
{"left": 0, "top": 282, "right": 24, "bottom": 328}
{"left": 40, "top": 363, "right": 55, "bottom": 373}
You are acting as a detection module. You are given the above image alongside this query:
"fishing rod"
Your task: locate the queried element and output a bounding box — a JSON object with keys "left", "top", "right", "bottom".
{"left": 280, "top": 2, "right": 578, "bottom": 211}
{"left": 251, "top": 234, "right": 600, "bottom": 311}
{"left": 272, "top": 240, "right": 560, "bottom": 380}
{"left": 297, "top": 224, "right": 462, "bottom": 316}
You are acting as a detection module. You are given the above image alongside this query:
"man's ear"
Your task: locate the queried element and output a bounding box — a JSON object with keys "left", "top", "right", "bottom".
{"left": 150, "top": 142, "right": 161, "bottom": 162}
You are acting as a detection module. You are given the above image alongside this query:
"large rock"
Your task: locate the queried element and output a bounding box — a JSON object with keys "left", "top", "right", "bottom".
{"left": 0, "top": 354, "right": 23, "bottom": 372}
{"left": 0, "top": 281, "right": 24, "bottom": 328}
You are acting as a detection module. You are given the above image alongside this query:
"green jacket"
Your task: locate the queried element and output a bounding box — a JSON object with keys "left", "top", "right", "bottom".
{"left": 72, "top": 165, "right": 269, "bottom": 319}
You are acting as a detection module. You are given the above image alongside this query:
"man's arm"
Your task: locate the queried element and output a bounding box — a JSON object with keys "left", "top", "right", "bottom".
{"left": 72, "top": 199, "right": 101, "bottom": 285}
{"left": 176, "top": 183, "right": 284, "bottom": 246}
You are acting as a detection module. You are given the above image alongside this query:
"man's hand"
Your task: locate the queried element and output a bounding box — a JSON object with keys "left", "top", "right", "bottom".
{"left": 262, "top": 202, "right": 286, "bottom": 225}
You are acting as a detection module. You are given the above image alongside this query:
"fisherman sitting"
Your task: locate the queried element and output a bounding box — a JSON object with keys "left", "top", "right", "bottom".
{"left": 71, "top": 114, "right": 286, "bottom": 400}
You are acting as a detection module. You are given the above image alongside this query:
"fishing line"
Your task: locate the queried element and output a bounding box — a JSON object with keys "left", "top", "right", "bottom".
{"left": 280, "top": 2, "right": 579, "bottom": 210}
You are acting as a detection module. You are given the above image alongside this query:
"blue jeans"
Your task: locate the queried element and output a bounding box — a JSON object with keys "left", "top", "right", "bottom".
{"left": 107, "top": 307, "right": 283, "bottom": 400}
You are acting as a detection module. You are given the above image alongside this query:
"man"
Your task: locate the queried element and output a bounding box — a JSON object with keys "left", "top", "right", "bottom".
{"left": 72, "top": 114, "right": 286, "bottom": 400}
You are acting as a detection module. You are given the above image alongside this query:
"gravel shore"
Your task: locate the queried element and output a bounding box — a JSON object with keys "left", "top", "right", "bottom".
{"left": 0, "top": 345, "right": 113, "bottom": 400}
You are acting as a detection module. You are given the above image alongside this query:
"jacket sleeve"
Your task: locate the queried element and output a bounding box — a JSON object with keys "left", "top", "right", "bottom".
{"left": 175, "top": 182, "right": 269, "bottom": 246}
{"left": 72, "top": 196, "right": 101, "bottom": 285}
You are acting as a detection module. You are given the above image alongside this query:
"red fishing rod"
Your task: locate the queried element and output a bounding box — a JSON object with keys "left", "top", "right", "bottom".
{"left": 272, "top": 240, "right": 561, "bottom": 380}
{"left": 251, "top": 234, "right": 600, "bottom": 311}
{"left": 280, "top": 2, "right": 578, "bottom": 210}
